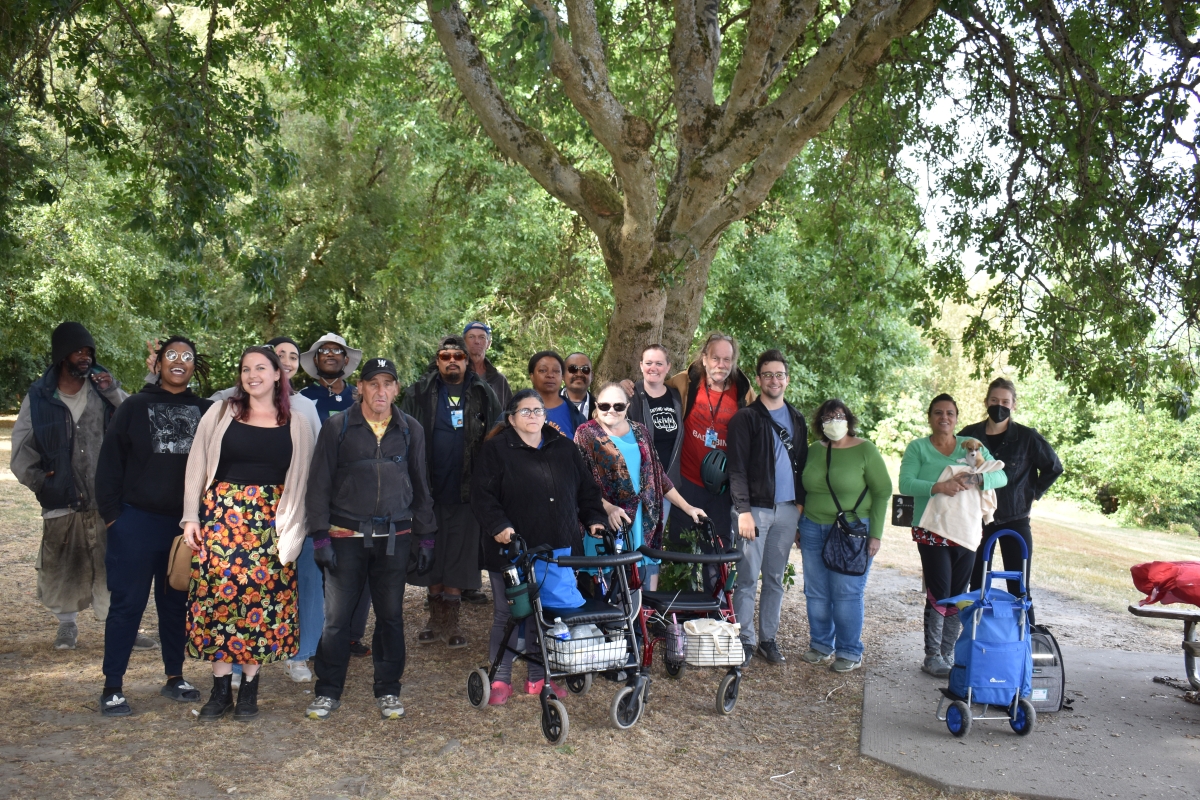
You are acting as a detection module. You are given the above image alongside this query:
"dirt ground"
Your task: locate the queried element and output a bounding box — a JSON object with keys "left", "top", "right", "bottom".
{"left": 0, "top": 422, "right": 1185, "bottom": 800}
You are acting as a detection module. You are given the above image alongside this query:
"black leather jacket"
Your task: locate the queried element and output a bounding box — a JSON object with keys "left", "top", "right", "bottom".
{"left": 727, "top": 399, "right": 809, "bottom": 515}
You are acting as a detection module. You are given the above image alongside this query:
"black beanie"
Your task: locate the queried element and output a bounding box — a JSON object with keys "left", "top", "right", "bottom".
{"left": 51, "top": 322, "right": 96, "bottom": 366}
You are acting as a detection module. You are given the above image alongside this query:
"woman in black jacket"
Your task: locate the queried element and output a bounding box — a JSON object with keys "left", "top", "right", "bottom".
{"left": 94, "top": 336, "right": 212, "bottom": 716}
{"left": 960, "top": 377, "right": 1064, "bottom": 600}
{"left": 470, "top": 389, "right": 607, "bottom": 706}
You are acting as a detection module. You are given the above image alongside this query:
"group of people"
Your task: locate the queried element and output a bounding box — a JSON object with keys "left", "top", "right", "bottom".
{"left": 10, "top": 320, "right": 1062, "bottom": 724}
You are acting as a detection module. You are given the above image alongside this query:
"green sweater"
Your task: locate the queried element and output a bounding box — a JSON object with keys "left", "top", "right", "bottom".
{"left": 801, "top": 440, "right": 893, "bottom": 539}
{"left": 898, "top": 436, "right": 1009, "bottom": 525}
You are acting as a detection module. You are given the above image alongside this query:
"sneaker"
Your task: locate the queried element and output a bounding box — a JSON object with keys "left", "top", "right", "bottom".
{"left": 54, "top": 622, "right": 78, "bottom": 650}
{"left": 305, "top": 695, "right": 341, "bottom": 721}
{"left": 377, "top": 695, "right": 404, "bottom": 720}
{"left": 800, "top": 648, "right": 835, "bottom": 665}
{"left": 756, "top": 639, "right": 785, "bottom": 664}
{"left": 525, "top": 679, "right": 567, "bottom": 699}
{"left": 160, "top": 677, "right": 201, "bottom": 702}
{"left": 132, "top": 632, "right": 159, "bottom": 650}
{"left": 831, "top": 657, "right": 862, "bottom": 673}
{"left": 741, "top": 642, "right": 755, "bottom": 668}
{"left": 100, "top": 690, "right": 132, "bottom": 717}
{"left": 349, "top": 640, "right": 371, "bottom": 658}
{"left": 921, "top": 654, "right": 951, "bottom": 678}
{"left": 488, "top": 681, "right": 513, "bottom": 706}
{"left": 284, "top": 660, "right": 312, "bottom": 682}
{"left": 462, "top": 588, "right": 490, "bottom": 605}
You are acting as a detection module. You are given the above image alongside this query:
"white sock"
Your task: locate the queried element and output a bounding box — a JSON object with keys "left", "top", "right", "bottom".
{"left": 55, "top": 612, "right": 78, "bottom": 625}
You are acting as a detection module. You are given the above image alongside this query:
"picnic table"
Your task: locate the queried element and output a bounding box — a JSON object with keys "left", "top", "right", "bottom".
{"left": 1128, "top": 604, "right": 1200, "bottom": 690}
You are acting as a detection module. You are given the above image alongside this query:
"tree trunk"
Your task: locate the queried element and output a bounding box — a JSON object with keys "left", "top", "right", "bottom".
{"left": 660, "top": 242, "right": 720, "bottom": 372}
{"left": 593, "top": 259, "right": 668, "bottom": 383}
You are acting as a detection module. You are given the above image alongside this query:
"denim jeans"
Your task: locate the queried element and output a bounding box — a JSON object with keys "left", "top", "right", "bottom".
{"left": 313, "top": 537, "right": 409, "bottom": 700}
{"left": 798, "top": 515, "right": 872, "bottom": 661}
{"left": 291, "top": 536, "right": 324, "bottom": 662}
{"left": 731, "top": 503, "right": 800, "bottom": 646}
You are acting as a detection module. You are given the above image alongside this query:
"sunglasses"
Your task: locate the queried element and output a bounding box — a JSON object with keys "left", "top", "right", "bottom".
{"left": 162, "top": 350, "right": 194, "bottom": 363}
{"left": 567, "top": 364, "right": 592, "bottom": 375}
{"left": 437, "top": 351, "right": 467, "bottom": 362}
{"left": 317, "top": 346, "right": 346, "bottom": 357}
{"left": 596, "top": 402, "right": 627, "bottom": 413}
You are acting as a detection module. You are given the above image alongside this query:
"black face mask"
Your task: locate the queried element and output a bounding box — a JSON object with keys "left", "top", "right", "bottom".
{"left": 987, "top": 404, "right": 1011, "bottom": 423}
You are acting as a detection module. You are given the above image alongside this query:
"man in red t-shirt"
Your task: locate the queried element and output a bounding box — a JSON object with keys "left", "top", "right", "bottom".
{"left": 664, "top": 332, "right": 756, "bottom": 567}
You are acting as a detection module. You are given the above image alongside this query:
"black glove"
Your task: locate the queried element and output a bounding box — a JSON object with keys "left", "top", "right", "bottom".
{"left": 416, "top": 539, "right": 435, "bottom": 575}
{"left": 312, "top": 537, "right": 336, "bottom": 570}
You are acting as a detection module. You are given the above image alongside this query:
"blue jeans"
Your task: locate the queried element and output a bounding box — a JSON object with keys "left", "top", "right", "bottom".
{"left": 292, "top": 536, "right": 324, "bottom": 662}
{"left": 798, "top": 516, "right": 872, "bottom": 661}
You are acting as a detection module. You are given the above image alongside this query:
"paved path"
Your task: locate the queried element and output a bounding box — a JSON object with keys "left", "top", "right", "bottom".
{"left": 858, "top": 570, "right": 1200, "bottom": 799}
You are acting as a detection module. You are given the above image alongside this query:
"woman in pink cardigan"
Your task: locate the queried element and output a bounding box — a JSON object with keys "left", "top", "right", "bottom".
{"left": 181, "top": 346, "right": 314, "bottom": 722}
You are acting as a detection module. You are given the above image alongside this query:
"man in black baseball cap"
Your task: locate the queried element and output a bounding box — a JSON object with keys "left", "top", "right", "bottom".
{"left": 11, "top": 322, "right": 128, "bottom": 650}
{"left": 304, "top": 356, "right": 437, "bottom": 721}
{"left": 402, "top": 336, "right": 502, "bottom": 646}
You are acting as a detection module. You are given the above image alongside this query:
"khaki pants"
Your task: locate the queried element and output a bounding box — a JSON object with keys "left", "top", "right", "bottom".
{"left": 36, "top": 510, "right": 109, "bottom": 620}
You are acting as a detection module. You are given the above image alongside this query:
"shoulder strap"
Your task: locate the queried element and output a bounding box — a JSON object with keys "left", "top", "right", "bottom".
{"left": 825, "top": 444, "right": 869, "bottom": 514}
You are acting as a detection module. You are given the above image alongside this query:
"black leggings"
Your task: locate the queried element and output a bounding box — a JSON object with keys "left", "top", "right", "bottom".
{"left": 969, "top": 517, "right": 1033, "bottom": 596}
{"left": 918, "top": 544, "right": 975, "bottom": 608}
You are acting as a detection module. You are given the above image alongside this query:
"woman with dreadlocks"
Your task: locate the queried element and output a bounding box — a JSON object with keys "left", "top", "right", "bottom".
{"left": 94, "top": 336, "right": 213, "bottom": 716}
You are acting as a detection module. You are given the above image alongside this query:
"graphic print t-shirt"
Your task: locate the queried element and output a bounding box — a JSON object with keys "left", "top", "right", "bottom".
{"left": 679, "top": 382, "right": 739, "bottom": 486}
{"left": 544, "top": 401, "right": 576, "bottom": 440}
{"left": 645, "top": 391, "right": 679, "bottom": 469}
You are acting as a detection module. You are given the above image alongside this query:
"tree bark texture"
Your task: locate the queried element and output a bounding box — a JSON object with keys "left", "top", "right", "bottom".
{"left": 428, "top": 0, "right": 940, "bottom": 380}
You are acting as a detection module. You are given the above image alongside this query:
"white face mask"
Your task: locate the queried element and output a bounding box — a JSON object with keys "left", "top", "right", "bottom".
{"left": 823, "top": 419, "right": 848, "bottom": 442}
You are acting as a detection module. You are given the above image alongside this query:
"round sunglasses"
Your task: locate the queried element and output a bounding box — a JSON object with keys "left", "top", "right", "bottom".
{"left": 596, "top": 402, "right": 627, "bottom": 413}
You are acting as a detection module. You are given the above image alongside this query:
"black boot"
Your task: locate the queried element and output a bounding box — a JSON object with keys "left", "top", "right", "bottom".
{"left": 233, "top": 672, "right": 259, "bottom": 722}
{"left": 199, "top": 674, "right": 234, "bottom": 721}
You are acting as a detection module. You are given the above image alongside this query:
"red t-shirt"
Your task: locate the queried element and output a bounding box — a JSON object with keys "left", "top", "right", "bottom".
{"left": 680, "top": 382, "right": 740, "bottom": 486}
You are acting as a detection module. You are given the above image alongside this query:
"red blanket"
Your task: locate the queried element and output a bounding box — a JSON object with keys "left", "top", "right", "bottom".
{"left": 1131, "top": 561, "right": 1200, "bottom": 606}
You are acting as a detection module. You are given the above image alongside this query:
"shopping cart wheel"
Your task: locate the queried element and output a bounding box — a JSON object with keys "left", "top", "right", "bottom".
{"left": 664, "top": 657, "right": 686, "bottom": 680}
{"left": 467, "top": 668, "right": 490, "bottom": 709}
{"left": 1010, "top": 698, "right": 1036, "bottom": 736}
{"left": 541, "top": 698, "right": 569, "bottom": 745}
{"left": 714, "top": 670, "right": 739, "bottom": 715}
{"left": 565, "top": 673, "right": 593, "bottom": 696}
{"left": 610, "top": 685, "right": 644, "bottom": 730}
{"left": 946, "top": 700, "right": 972, "bottom": 738}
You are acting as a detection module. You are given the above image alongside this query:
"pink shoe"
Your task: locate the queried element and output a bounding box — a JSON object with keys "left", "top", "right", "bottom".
{"left": 526, "top": 679, "right": 567, "bottom": 699}
{"left": 488, "top": 681, "right": 513, "bottom": 706}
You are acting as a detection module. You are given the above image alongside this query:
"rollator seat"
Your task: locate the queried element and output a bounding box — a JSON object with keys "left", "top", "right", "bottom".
{"left": 542, "top": 596, "right": 627, "bottom": 626}
{"left": 641, "top": 590, "right": 721, "bottom": 614}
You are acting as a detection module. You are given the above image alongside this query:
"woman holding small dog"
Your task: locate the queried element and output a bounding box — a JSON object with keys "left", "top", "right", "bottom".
{"left": 899, "top": 394, "right": 1008, "bottom": 678}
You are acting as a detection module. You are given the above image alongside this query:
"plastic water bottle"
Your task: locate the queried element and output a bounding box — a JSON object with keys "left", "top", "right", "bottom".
{"left": 549, "top": 617, "right": 571, "bottom": 641}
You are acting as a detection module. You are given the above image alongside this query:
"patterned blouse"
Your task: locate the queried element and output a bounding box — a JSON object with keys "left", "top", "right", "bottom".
{"left": 574, "top": 420, "right": 673, "bottom": 550}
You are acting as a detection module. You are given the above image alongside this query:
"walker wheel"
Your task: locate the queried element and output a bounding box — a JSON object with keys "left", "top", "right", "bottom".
{"left": 610, "top": 685, "right": 644, "bottom": 730}
{"left": 541, "top": 698, "right": 569, "bottom": 745}
{"left": 716, "top": 671, "right": 740, "bottom": 715}
{"left": 946, "top": 700, "right": 972, "bottom": 737}
{"left": 565, "top": 673, "right": 593, "bottom": 696}
{"left": 467, "top": 668, "right": 489, "bottom": 709}
{"left": 1010, "top": 698, "right": 1036, "bottom": 736}
{"left": 664, "top": 656, "right": 686, "bottom": 680}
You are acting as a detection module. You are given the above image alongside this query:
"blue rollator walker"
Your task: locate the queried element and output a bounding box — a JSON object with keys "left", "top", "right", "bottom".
{"left": 934, "top": 529, "right": 1037, "bottom": 738}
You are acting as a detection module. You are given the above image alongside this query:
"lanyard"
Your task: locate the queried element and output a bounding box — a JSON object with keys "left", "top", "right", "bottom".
{"left": 704, "top": 383, "right": 727, "bottom": 429}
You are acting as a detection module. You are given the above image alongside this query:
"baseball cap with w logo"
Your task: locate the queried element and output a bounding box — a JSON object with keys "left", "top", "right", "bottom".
{"left": 361, "top": 358, "right": 397, "bottom": 381}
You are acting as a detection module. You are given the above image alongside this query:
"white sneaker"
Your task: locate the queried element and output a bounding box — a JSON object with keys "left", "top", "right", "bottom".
{"left": 377, "top": 695, "right": 404, "bottom": 720}
{"left": 306, "top": 695, "right": 340, "bottom": 721}
{"left": 284, "top": 659, "right": 312, "bottom": 682}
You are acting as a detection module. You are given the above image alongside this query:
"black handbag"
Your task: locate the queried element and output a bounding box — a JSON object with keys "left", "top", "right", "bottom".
{"left": 821, "top": 444, "right": 871, "bottom": 576}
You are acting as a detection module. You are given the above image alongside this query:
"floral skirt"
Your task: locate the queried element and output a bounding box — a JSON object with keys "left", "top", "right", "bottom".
{"left": 187, "top": 482, "right": 298, "bottom": 664}
{"left": 911, "top": 526, "right": 958, "bottom": 547}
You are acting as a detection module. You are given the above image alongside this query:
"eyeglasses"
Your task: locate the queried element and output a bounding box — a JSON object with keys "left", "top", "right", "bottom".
{"left": 567, "top": 364, "right": 592, "bottom": 375}
{"left": 162, "top": 350, "right": 194, "bottom": 363}
{"left": 596, "top": 402, "right": 627, "bottom": 413}
{"left": 317, "top": 346, "right": 346, "bottom": 357}
{"left": 438, "top": 351, "right": 467, "bottom": 362}
{"left": 821, "top": 414, "right": 847, "bottom": 424}
{"left": 758, "top": 371, "right": 787, "bottom": 380}
{"left": 515, "top": 407, "right": 547, "bottom": 418}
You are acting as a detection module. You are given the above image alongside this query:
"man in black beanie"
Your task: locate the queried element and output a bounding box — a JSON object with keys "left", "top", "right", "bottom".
{"left": 11, "top": 322, "right": 128, "bottom": 649}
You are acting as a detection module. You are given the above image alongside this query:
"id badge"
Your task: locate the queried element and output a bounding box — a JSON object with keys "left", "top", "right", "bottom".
{"left": 450, "top": 409, "right": 464, "bottom": 429}
{"left": 704, "top": 427, "right": 718, "bottom": 448}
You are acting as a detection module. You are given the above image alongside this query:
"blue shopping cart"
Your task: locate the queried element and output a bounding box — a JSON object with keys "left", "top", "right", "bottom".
{"left": 934, "top": 529, "right": 1036, "bottom": 738}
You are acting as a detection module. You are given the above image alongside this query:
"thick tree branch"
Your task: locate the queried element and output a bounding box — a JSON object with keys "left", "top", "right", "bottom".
{"left": 723, "top": 0, "right": 818, "bottom": 120}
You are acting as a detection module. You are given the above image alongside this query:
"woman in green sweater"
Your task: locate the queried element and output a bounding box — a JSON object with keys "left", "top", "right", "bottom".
{"left": 898, "top": 393, "right": 1008, "bottom": 678}
{"left": 798, "top": 399, "right": 893, "bottom": 673}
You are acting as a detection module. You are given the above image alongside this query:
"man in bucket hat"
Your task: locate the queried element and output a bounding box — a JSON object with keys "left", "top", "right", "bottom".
{"left": 299, "top": 333, "right": 364, "bottom": 420}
